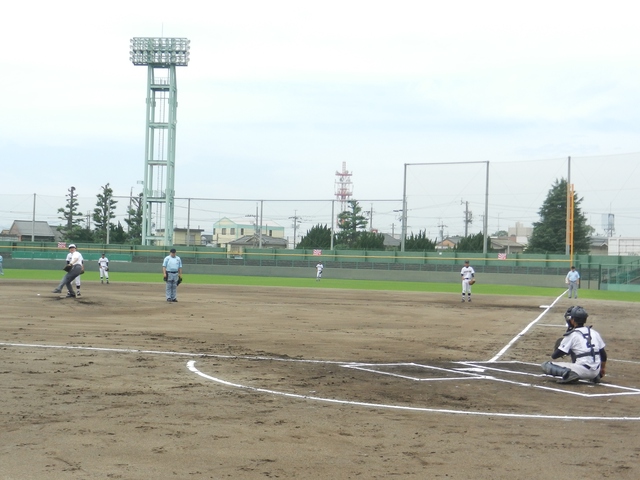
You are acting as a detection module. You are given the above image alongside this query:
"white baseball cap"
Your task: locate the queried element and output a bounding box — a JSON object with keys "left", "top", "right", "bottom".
{"left": 68, "top": 244, "right": 76, "bottom": 249}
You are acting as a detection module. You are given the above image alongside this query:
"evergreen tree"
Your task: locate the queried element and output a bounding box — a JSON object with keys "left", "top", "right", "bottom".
{"left": 93, "top": 183, "right": 118, "bottom": 243}
{"left": 124, "top": 192, "right": 143, "bottom": 244}
{"left": 404, "top": 230, "right": 437, "bottom": 251}
{"left": 296, "top": 224, "right": 332, "bottom": 249}
{"left": 526, "top": 178, "right": 590, "bottom": 254}
{"left": 354, "top": 231, "right": 385, "bottom": 250}
{"left": 57, "top": 186, "right": 84, "bottom": 241}
{"left": 109, "top": 222, "right": 128, "bottom": 244}
{"left": 335, "top": 200, "right": 368, "bottom": 248}
{"left": 456, "top": 232, "right": 490, "bottom": 253}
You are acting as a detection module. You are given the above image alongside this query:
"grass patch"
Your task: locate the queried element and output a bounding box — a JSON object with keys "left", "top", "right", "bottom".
{"left": 4, "top": 269, "right": 638, "bottom": 302}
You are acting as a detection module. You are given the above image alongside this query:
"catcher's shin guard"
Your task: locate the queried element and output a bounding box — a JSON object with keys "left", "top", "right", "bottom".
{"left": 541, "top": 361, "right": 572, "bottom": 377}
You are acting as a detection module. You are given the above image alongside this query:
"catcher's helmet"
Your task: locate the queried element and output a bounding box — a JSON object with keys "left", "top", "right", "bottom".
{"left": 568, "top": 306, "right": 589, "bottom": 324}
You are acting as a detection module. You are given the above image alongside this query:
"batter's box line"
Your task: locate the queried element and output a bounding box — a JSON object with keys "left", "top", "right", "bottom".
{"left": 342, "top": 360, "right": 640, "bottom": 398}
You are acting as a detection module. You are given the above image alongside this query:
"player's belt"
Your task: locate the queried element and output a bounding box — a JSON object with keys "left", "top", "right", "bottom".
{"left": 167, "top": 271, "right": 178, "bottom": 273}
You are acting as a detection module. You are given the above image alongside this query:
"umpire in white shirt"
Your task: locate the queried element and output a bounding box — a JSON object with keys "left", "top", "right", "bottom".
{"left": 162, "top": 248, "right": 182, "bottom": 302}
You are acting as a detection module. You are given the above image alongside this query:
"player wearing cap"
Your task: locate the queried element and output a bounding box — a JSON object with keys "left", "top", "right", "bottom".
{"left": 460, "top": 260, "right": 475, "bottom": 302}
{"left": 98, "top": 253, "right": 110, "bottom": 284}
{"left": 315, "top": 262, "right": 324, "bottom": 281}
{"left": 541, "top": 306, "right": 607, "bottom": 384}
{"left": 65, "top": 248, "right": 83, "bottom": 296}
{"left": 52, "top": 244, "right": 84, "bottom": 298}
{"left": 162, "top": 248, "right": 182, "bottom": 302}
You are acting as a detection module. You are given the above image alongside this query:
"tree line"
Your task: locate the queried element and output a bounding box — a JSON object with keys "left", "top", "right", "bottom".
{"left": 297, "top": 179, "right": 591, "bottom": 254}
{"left": 57, "top": 184, "right": 143, "bottom": 244}
{"left": 57, "top": 178, "right": 591, "bottom": 253}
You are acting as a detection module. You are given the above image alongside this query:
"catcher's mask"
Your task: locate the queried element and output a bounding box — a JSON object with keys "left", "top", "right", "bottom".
{"left": 567, "top": 305, "right": 589, "bottom": 325}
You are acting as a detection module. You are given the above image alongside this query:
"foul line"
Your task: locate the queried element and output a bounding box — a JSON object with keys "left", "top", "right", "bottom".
{"left": 487, "top": 291, "right": 566, "bottom": 363}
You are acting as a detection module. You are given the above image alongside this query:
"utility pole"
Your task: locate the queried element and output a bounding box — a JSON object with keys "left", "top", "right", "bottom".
{"left": 438, "top": 220, "right": 447, "bottom": 244}
{"left": 461, "top": 199, "right": 472, "bottom": 236}
{"left": 289, "top": 210, "right": 303, "bottom": 248}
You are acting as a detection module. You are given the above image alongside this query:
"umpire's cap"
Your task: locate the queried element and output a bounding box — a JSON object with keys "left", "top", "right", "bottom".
{"left": 68, "top": 244, "right": 76, "bottom": 249}
{"left": 170, "top": 248, "right": 176, "bottom": 253}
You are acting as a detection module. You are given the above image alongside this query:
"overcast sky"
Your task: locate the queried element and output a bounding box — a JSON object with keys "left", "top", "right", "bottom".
{"left": 2, "top": 1, "right": 639, "bottom": 238}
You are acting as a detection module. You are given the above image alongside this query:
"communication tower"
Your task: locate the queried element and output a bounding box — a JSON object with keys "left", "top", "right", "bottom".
{"left": 130, "top": 37, "right": 190, "bottom": 246}
{"left": 335, "top": 162, "right": 353, "bottom": 216}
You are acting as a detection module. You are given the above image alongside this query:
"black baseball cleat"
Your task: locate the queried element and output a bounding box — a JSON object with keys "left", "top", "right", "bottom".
{"left": 172, "top": 299, "right": 178, "bottom": 302}
{"left": 52, "top": 289, "right": 62, "bottom": 293}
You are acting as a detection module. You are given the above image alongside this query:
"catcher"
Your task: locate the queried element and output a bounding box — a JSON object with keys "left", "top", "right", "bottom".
{"left": 460, "top": 260, "right": 475, "bottom": 302}
{"left": 98, "top": 253, "right": 110, "bottom": 284}
{"left": 541, "top": 306, "right": 607, "bottom": 384}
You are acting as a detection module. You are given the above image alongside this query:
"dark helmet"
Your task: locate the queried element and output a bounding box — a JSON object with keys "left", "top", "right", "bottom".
{"left": 569, "top": 306, "right": 589, "bottom": 324}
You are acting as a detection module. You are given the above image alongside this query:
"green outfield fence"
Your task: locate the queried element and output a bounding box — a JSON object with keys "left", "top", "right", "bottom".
{"left": 1, "top": 241, "right": 639, "bottom": 291}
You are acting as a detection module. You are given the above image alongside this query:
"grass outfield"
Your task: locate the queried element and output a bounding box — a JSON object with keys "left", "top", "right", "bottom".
{"left": 3, "top": 268, "right": 638, "bottom": 302}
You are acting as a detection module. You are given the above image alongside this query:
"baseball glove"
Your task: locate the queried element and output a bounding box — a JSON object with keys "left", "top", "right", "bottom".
{"left": 177, "top": 276, "right": 183, "bottom": 286}
{"left": 468, "top": 279, "right": 476, "bottom": 285}
{"left": 63, "top": 264, "right": 72, "bottom": 272}
{"left": 104, "top": 267, "right": 109, "bottom": 271}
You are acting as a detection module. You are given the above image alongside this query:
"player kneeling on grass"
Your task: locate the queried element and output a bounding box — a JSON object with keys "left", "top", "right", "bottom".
{"left": 541, "top": 306, "right": 607, "bottom": 384}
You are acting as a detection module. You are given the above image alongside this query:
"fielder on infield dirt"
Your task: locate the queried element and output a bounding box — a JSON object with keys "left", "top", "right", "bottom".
{"left": 460, "top": 260, "right": 475, "bottom": 302}
{"left": 98, "top": 253, "right": 110, "bottom": 284}
{"left": 541, "top": 306, "right": 607, "bottom": 384}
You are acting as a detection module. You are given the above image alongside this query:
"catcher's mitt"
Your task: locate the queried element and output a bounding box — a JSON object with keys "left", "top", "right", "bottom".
{"left": 468, "top": 279, "right": 476, "bottom": 285}
{"left": 63, "top": 264, "right": 72, "bottom": 272}
{"left": 177, "top": 276, "right": 183, "bottom": 286}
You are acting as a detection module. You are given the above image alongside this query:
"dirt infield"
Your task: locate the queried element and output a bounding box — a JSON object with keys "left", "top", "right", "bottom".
{"left": 1, "top": 280, "right": 639, "bottom": 479}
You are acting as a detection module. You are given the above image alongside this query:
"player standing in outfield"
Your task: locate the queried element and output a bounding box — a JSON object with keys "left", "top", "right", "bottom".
{"left": 0, "top": 254, "right": 3, "bottom": 275}
{"left": 52, "top": 244, "right": 84, "bottom": 298}
{"left": 565, "top": 265, "right": 580, "bottom": 299}
{"left": 98, "top": 253, "right": 110, "bottom": 284}
{"left": 65, "top": 248, "right": 83, "bottom": 296}
{"left": 316, "top": 261, "right": 324, "bottom": 281}
{"left": 460, "top": 260, "right": 475, "bottom": 302}
{"left": 162, "top": 248, "right": 182, "bottom": 302}
{"left": 541, "top": 306, "right": 607, "bottom": 384}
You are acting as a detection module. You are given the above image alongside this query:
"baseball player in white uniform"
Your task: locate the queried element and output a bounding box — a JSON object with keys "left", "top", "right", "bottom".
{"left": 52, "top": 244, "right": 84, "bottom": 298}
{"left": 316, "top": 262, "right": 324, "bottom": 281}
{"left": 65, "top": 249, "right": 83, "bottom": 296}
{"left": 541, "top": 306, "right": 607, "bottom": 383}
{"left": 460, "top": 260, "right": 475, "bottom": 302}
{"left": 98, "top": 253, "right": 110, "bottom": 284}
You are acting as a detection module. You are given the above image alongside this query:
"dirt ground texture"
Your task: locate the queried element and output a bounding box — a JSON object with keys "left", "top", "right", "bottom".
{"left": 1, "top": 279, "right": 639, "bottom": 479}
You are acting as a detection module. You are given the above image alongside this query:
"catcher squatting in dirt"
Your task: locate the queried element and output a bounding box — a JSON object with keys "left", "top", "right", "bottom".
{"left": 541, "top": 306, "right": 607, "bottom": 384}
{"left": 460, "top": 260, "right": 475, "bottom": 303}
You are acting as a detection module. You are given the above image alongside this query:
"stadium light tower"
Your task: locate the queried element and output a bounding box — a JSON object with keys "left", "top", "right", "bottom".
{"left": 130, "top": 37, "right": 190, "bottom": 246}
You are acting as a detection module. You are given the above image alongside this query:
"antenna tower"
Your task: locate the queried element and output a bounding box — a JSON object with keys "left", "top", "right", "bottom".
{"left": 335, "top": 162, "right": 353, "bottom": 215}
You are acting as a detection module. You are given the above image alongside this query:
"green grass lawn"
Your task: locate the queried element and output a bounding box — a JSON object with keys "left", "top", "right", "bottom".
{"left": 3, "top": 269, "right": 638, "bottom": 302}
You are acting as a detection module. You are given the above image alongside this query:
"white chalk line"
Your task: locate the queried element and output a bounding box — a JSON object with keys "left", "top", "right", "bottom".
{"left": 487, "top": 291, "right": 566, "bottom": 363}
{"left": 186, "top": 360, "right": 640, "bottom": 421}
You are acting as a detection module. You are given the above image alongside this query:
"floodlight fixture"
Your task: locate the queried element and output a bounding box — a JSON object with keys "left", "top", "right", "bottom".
{"left": 130, "top": 37, "right": 190, "bottom": 66}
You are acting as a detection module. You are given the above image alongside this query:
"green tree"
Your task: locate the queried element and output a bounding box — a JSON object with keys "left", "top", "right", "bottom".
{"left": 109, "top": 222, "right": 128, "bottom": 244}
{"left": 93, "top": 183, "right": 118, "bottom": 243}
{"left": 124, "top": 192, "right": 143, "bottom": 244}
{"left": 404, "top": 230, "right": 437, "bottom": 251}
{"left": 57, "top": 186, "right": 84, "bottom": 241}
{"left": 456, "top": 232, "right": 490, "bottom": 253}
{"left": 526, "top": 178, "right": 590, "bottom": 254}
{"left": 335, "top": 200, "right": 368, "bottom": 248}
{"left": 296, "top": 224, "right": 332, "bottom": 249}
{"left": 354, "top": 231, "right": 385, "bottom": 250}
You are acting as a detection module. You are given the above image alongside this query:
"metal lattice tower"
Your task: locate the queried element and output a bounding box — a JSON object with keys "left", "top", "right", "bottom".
{"left": 130, "top": 37, "right": 190, "bottom": 246}
{"left": 334, "top": 162, "right": 353, "bottom": 216}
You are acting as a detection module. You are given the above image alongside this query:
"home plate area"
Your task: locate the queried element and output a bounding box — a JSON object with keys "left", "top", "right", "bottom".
{"left": 343, "top": 360, "right": 640, "bottom": 399}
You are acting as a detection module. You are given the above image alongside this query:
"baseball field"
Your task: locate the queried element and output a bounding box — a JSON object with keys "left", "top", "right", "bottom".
{"left": 1, "top": 275, "right": 639, "bottom": 479}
